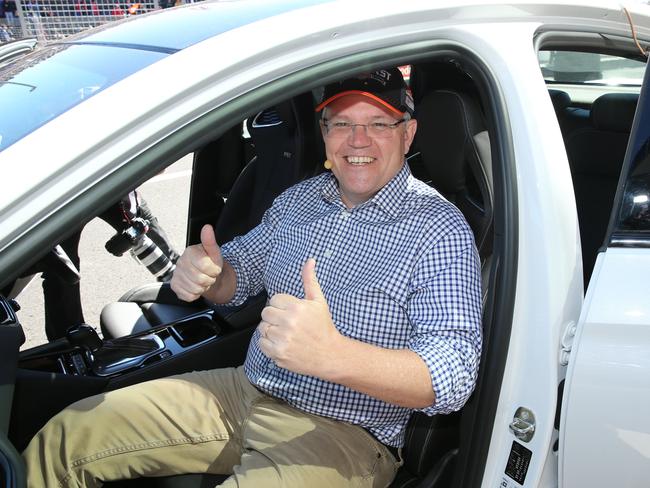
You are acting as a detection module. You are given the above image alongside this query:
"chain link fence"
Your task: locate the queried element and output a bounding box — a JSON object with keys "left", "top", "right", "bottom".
{"left": 0, "top": 0, "right": 194, "bottom": 43}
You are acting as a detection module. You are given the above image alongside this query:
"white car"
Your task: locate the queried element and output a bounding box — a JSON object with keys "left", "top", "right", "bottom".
{"left": 1, "top": 1, "right": 649, "bottom": 487}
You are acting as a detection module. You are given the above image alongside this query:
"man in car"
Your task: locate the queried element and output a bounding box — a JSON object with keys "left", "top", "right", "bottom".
{"left": 23, "top": 68, "right": 482, "bottom": 487}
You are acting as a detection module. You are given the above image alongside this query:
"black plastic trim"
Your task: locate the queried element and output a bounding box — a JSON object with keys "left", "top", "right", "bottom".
{"left": 0, "top": 434, "right": 25, "bottom": 488}
{"left": 610, "top": 233, "right": 650, "bottom": 248}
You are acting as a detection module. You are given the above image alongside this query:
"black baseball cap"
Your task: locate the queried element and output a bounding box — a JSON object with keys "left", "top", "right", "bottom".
{"left": 315, "top": 67, "right": 414, "bottom": 116}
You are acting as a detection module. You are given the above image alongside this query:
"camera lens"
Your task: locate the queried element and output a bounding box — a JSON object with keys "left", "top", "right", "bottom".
{"left": 129, "top": 235, "right": 175, "bottom": 282}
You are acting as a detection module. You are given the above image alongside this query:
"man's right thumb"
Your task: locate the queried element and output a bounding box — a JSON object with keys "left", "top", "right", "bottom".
{"left": 200, "top": 224, "right": 222, "bottom": 265}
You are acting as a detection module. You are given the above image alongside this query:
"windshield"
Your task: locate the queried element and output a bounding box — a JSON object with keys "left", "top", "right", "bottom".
{"left": 0, "top": 44, "right": 166, "bottom": 152}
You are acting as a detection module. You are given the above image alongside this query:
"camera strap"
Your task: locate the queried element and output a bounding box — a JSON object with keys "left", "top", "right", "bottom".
{"left": 120, "top": 190, "right": 140, "bottom": 222}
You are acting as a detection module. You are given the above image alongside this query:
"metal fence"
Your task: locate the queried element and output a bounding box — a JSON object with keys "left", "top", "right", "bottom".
{"left": 0, "top": 0, "right": 193, "bottom": 42}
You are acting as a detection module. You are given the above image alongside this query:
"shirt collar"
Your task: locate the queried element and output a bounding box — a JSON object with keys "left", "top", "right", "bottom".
{"left": 320, "top": 163, "right": 411, "bottom": 218}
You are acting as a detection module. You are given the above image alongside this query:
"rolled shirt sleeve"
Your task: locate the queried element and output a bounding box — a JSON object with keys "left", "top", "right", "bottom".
{"left": 407, "top": 228, "right": 483, "bottom": 415}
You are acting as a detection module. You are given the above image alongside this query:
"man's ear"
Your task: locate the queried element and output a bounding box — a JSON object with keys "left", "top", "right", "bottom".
{"left": 319, "top": 119, "right": 328, "bottom": 139}
{"left": 403, "top": 118, "right": 417, "bottom": 154}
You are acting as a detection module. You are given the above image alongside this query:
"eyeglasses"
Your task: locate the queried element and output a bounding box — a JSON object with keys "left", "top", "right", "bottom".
{"left": 322, "top": 118, "right": 406, "bottom": 138}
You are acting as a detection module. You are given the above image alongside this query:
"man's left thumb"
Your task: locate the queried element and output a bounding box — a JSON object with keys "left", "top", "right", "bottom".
{"left": 302, "top": 258, "right": 325, "bottom": 302}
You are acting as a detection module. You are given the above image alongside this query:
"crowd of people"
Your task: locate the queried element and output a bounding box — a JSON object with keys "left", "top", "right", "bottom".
{"left": 0, "top": 0, "right": 155, "bottom": 19}
{"left": 0, "top": 0, "right": 187, "bottom": 17}
{"left": 0, "top": 0, "right": 192, "bottom": 44}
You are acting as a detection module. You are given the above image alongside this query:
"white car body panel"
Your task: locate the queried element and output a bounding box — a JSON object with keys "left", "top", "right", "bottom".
{"left": 462, "top": 22, "right": 583, "bottom": 488}
{"left": 561, "top": 248, "right": 650, "bottom": 488}
{"left": 1, "top": 1, "right": 647, "bottom": 250}
{"left": 2, "top": 1, "right": 650, "bottom": 486}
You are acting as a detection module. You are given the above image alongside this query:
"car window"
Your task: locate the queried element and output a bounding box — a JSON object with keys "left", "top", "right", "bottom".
{"left": 0, "top": 44, "right": 166, "bottom": 152}
{"left": 540, "top": 50, "right": 645, "bottom": 84}
{"left": 614, "top": 70, "right": 650, "bottom": 236}
{"left": 538, "top": 50, "right": 645, "bottom": 103}
{"left": 16, "top": 156, "right": 192, "bottom": 350}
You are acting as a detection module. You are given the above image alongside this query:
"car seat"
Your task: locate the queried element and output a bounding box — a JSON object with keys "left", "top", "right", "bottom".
{"left": 100, "top": 93, "right": 317, "bottom": 338}
{"left": 392, "top": 89, "right": 494, "bottom": 488}
{"left": 410, "top": 89, "right": 493, "bottom": 307}
{"left": 565, "top": 92, "right": 638, "bottom": 285}
{"left": 547, "top": 88, "right": 590, "bottom": 139}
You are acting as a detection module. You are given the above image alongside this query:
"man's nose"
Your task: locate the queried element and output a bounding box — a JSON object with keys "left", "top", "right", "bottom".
{"left": 348, "top": 124, "right": 372, "bottom": 147}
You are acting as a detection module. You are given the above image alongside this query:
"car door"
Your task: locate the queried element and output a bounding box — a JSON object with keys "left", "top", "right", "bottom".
{"left": 559, "top": 60, "right": 650, "bottom": 487}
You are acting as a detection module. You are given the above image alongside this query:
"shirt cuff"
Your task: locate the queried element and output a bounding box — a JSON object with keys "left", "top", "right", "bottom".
{"left": 219, "top": 248, "right": 249, "bottom": 307}
{"left": 410, "top": 336, "right": 479, "bottom": 415}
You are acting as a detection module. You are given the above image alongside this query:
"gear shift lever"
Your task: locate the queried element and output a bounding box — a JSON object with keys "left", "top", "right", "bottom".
{"left": 66, "top": 323, "right": 164, "bottom": 377}
{"left": 66, "top": 323, "right": 103, "bottom": 352}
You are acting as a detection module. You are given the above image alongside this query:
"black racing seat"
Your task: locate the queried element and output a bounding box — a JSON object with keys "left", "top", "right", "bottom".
{"left": 548, "top": 88, "right": 571, "bottom": 113}
{"left": 413, "top": 89, "right": 493, "bottom": 288}
{"left": 565, "top": 92, "right": 638, "bottom": 285}
{"left": 548, "top": 88, "right": 590, "bottom": 139}
{"left": 396, "top": 88, "right": 493, "bottom": 486}
{"left": 394, "top": 89, "right": 494, "bottom": 486}
{"left": 100, "top": 94, "right": 316, "bottom": 338}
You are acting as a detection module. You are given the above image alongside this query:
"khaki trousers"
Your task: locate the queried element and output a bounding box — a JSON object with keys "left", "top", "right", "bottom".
{"left": 23, "top": 366, "right": 401, "bottom": 487}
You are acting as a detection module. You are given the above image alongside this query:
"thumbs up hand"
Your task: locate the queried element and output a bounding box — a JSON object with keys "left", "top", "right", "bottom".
{"left": 171, "top": 224, "right": 224, "bottom": 302}
{"left": 258, "top": 258, "right": 342, "bottom": 377}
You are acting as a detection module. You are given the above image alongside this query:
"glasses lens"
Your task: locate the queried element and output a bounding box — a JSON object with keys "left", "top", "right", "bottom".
{"left": 325, "top": 120, "right": 402, "bottom": 138}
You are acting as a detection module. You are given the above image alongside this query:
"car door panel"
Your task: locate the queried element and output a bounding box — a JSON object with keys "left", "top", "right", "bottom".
{"left": 560, "top": 50, "right": 650, "bottom": 488}
{"left": 560, "top": 249, "right": 650, "bottom": 488}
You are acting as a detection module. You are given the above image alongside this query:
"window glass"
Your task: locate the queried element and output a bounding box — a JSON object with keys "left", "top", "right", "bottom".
{"left": 17, "top": 156, "right": 192, "bottom": 350}
{"left": 616, "top": 69, "right": 650, "bottom": 233}
{"left": 0, "top": 44, "right": 166, "bottom": 152}
{"left": 539, "top": 50, "right": 645, "bottom": 85}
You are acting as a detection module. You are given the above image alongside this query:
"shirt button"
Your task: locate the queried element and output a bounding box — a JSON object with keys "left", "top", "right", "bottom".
{"left": 340, "top": 211, "right": 350, "bottom": 220}
{"left": 268, "top": 361, "right": 276, "bottom": 370}
{"left": 324, "top": 249, "right": 333, "bottom": 258}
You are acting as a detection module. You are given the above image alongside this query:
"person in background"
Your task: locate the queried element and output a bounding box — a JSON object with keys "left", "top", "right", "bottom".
{"left": 41, "top": 191, "right": 179, "bottom": 341}
{"left": 111, "top": 2, "right": 124, "bottom": 17}
{"left": 2, "top": 0, "right": 17, "bottom": 24}
{"left": 0, "top": 23, "right": 13, "bottom": 42}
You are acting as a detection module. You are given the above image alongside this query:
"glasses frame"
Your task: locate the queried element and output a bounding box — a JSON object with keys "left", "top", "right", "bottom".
{"left": 321, "top": 118, "right": 406, "bottom": 138}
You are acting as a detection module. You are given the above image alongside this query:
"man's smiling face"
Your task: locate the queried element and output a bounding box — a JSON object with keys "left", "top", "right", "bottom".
{"left": 321, "top": 94, "right": 417, "bottom": 208}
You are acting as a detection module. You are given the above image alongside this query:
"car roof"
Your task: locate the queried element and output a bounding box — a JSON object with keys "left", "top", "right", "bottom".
{"left": 35, "top": 0, "right": 650, "bottom": 53}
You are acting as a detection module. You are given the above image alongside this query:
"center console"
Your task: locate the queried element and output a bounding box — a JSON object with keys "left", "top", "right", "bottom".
{"left": 19, "top": 310, "right": 227, "bottom": 377}
{"left": 11, "top": 301, "right": 260, "bottom": 453}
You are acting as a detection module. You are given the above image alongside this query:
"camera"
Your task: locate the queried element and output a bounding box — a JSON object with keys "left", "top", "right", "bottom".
{"left": 105, "top": 217, "right": 175, "bottom": 282}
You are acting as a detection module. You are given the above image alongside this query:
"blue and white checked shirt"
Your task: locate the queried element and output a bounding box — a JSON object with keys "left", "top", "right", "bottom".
{"left": 221, "top": 163, "right": 482, "bottom": 447}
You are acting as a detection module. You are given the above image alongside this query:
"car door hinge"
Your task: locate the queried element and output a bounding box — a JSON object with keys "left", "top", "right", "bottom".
{"left": 559, "top": 321, "right": 577, "bottom": 366}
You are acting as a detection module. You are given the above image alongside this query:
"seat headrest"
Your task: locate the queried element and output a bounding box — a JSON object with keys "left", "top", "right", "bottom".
{"left": 548, "top": 89, "right": 571, "bottom": 111}
{"left": 416, "top": 90, "right": 486, "bottom": 195}
{"left": 591, "top": 93, "right": 638, "bottom": 133}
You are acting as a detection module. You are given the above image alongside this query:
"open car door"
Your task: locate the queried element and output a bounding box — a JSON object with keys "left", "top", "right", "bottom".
{"left": 559, "top": 62, "right": 650, "bottom": 487}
